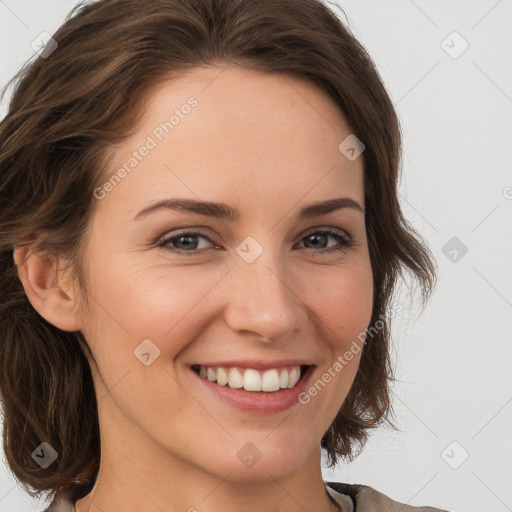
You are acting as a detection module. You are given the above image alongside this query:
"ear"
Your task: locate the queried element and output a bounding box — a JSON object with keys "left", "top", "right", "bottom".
{"left": 13, "top": 246, "right": 82, "bottom": 332}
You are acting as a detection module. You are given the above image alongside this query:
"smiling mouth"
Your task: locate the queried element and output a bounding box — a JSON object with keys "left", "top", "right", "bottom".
{"left": 190, "top": 364, "right": 312, "bottom": 392}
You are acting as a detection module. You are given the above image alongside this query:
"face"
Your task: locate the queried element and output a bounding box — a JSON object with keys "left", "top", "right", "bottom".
{"left": 77, "top": 65, "right": 373, "bottom": 481}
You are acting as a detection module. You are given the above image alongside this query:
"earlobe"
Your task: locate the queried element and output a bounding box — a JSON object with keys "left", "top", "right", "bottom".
{"left": 13, "top": 246, "right": 82, "bottom": 332}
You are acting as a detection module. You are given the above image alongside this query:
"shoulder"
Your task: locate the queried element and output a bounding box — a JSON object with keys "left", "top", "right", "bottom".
{"left": 325, "top": 480, "right": 451, "bottom": 512}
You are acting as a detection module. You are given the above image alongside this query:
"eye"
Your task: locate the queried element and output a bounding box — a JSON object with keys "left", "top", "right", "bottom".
{"left": 296, "top": 229, "right": 355, "bottom": 256}
{"left": 157, "top": 231, "right": 214, "bottom": 256}
{"left": 156, "top": 228, "right": 356, "bottom": 257}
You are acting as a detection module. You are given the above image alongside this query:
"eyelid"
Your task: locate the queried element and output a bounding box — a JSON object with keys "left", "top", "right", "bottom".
{"left": 302, "top": 226, "right": 351, "bottom": 238}
{"left": 156, "top": 226, "right": 218, "bottom": 244}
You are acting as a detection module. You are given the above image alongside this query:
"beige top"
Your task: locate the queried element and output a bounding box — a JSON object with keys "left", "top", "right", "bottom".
{"left": 43, "top": 480, "right": 450, "bottom": 511}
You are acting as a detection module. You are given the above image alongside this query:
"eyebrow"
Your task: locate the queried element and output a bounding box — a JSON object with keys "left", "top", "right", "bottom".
{"left": 133, "top": 196, "right": 365, "bottom": 222}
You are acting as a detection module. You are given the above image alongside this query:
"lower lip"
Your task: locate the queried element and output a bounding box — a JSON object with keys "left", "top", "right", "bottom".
{"left": 191, "top": 365, "right": 316, "bottom": 414}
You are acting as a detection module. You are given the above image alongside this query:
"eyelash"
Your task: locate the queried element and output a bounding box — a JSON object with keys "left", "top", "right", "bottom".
{"left": 156, "top": 228, "right": 356, "bottom": 257}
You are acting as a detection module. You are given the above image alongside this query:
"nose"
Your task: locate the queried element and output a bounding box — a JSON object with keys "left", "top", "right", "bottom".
{"left": 222, "top": 244, "right": 302, "bottom": 342}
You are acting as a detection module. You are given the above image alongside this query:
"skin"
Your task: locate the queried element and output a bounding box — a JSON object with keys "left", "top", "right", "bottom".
{"left": 15, "top": 65, "right": 373, "bottom": 512}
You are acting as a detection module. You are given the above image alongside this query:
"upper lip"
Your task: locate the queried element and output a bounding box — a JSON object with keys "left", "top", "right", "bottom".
{"left": 191, "top": 359, "right": 315, "bottom": 370}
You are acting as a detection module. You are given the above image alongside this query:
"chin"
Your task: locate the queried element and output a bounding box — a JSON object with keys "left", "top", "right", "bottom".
{"left": 199, "top": 434, "right": 314, "bottom": 482}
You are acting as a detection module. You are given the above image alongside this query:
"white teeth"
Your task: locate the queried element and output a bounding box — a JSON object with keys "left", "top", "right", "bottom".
{"left": 228, "top": 367, "right": 244, "bottom": 388}
{"left": 280, "top": 369, "right": 289, "bottom": 388}
{"left": 207, "top": 367, "right": 216, "bottom": 382}
{"left": 216, "top": 367, "right": 229, "bottom": 386}
{"left": 243, "top": 369, "right": 261, "bottom": 391}
{"left": 195, "top": 365, "right": 305, "bottom": 392}
{"left": 261, "top": 369, "right": 280, "bottom": 392}
{"left": 287, "top": 367, "right": 300, "bottom": 388}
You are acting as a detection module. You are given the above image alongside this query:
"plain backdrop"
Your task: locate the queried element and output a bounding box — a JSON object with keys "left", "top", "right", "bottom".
{"left": 0, "top": 1, "right": 511, "bottom": 511}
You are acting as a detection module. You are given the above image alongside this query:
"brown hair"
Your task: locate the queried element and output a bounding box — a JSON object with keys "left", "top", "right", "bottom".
{"left": 0, "top": 0, "right": 437, "bottom": 503}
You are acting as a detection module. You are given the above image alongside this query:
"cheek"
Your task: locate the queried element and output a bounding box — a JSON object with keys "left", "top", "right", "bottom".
{"left": 306, "top": 259, "right": 374, "bottom": 350}
{"left": 295, "top": 260, "right": 373, "bottom": 423}
{"left": 78, "top": 261, "right": 221, "bottom": 404}
{"left": 82, "top": 252, "right": 227, "bottom": 355}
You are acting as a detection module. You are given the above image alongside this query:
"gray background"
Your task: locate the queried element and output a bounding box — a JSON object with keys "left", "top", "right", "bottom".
{"left": 0, "top": 1, "right": 511, "bottom": 511}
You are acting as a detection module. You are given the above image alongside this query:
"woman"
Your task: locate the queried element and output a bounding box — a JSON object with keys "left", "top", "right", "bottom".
{"left": 0, "top": 0, "right": 447, "bottom": 510}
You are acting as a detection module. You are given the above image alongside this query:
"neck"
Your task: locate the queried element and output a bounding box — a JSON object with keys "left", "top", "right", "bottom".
{"left": 75, "top": 444, "right": 340, "bottom": 512}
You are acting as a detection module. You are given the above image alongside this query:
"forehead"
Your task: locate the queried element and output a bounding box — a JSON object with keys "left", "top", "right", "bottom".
{"left": 99, "top": 65, "right": 365, "bottom": 221}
